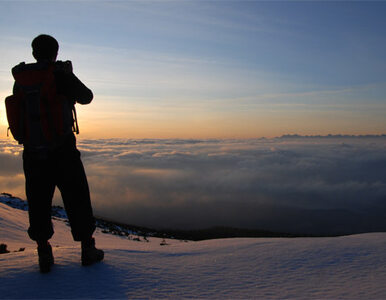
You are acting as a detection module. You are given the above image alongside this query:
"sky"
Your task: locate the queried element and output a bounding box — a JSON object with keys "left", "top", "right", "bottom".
{"left": 0, "top": 1, "right": 386, "bottom": 234}
{"left": 1, "top": 0, "right": 386, "bottom": 139}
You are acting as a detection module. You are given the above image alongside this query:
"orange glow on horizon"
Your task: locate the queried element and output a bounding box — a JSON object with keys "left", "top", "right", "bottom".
{"left": 1, "top": 95, "right": 385, "bottom": 141}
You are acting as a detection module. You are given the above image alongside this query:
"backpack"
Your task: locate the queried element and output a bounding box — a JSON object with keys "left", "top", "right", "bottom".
{"left": 5, "top": 62, "right": 79, "bottom": 146}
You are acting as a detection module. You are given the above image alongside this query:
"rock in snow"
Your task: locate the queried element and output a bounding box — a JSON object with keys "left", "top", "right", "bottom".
{"left": 0, "top": 196, "right": 386, "bottom": 299}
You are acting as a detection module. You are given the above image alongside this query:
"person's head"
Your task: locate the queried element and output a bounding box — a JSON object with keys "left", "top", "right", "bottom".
{"left": 31, "top": 34, "right": 59, "bottom": 62}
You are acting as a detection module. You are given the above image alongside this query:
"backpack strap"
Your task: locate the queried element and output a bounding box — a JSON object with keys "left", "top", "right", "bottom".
{"left": 72, "top": 105, "right": 80, "bottom": 134}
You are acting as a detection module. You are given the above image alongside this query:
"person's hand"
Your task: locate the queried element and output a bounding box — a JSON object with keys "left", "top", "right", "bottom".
{"left": 55, "top": 60, "right": 73, "bottom": 73}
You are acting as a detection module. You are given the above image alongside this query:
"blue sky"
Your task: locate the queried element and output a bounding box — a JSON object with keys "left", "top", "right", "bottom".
{"left": 1, "top": 1, "right": 386, "bottom": 233}
{"left": 1, "top": 1, "right": 386, "bottom": 138}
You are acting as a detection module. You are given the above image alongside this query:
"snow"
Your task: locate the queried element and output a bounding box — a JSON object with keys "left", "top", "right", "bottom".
{"left": 1, "top": 199, "right": 386, "bottom": 299}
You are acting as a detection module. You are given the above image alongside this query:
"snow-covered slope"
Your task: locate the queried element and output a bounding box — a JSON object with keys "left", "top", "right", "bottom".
{"left": 1, "top": 199, "right": 386, "bottom": 299}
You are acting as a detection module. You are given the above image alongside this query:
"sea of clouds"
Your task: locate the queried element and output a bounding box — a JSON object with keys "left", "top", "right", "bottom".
{"left": 1, "top": 136, "right": 386, "bottom": 235}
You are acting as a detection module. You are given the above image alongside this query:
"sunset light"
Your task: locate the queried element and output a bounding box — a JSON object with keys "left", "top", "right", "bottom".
{"left": 1, "top": 1, "right": 386, "bottom": 139}
{"left": 1, "top": 0, "right": 386, "bottom": 239}
{"left": 1, "top": 2, "right": 386, "bottom": 296}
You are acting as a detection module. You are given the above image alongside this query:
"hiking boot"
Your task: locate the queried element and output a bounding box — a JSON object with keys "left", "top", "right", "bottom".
{"left": 37, "top": 242, "right": 54, "bottom": 273}
{"left": 81, "top": 238, "right": 104, "bottom": 266}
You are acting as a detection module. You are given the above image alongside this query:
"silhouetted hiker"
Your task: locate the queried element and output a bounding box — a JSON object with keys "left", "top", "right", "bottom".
{"left": 7, "top": 34, "right": 103, "bottom": 273}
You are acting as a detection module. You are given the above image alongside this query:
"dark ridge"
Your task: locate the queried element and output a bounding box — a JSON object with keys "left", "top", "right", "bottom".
{"left": 280, "top": 134, "right": 386, "bottom": 139}
{"left": 93, "top": 217, "right": 308, "bottom": 241}
{"left": 143, "top": 226, "right": 303, "bottom": 241}
{"left": 0, "top": 193, "right": 335, "bottom": 241}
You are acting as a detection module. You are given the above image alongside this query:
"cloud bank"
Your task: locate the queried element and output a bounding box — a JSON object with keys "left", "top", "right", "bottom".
{"left": 1, "top": 136, "right": 386, "bottom": 235}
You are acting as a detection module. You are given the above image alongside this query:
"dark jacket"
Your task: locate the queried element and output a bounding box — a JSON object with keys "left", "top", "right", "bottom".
{"left": 12, "top": 60, "right": 93, "bottom": 150}
{"left": 13, "top": 60, "right": 93, "bottom": 105}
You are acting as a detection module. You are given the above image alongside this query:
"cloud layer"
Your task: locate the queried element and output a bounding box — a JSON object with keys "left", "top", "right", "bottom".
{"left": 1, "top": 136, "right": 386, "bottom": 235}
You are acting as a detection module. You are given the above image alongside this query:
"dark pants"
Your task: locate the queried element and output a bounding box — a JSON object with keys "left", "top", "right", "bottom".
{"left": 23, "top": 139, "right": 95, "bottom": 242}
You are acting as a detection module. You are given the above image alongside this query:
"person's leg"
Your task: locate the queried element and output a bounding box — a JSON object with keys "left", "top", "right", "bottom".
{"left": 55, "top": 147, "right": 96, "bottom": 241}
{"left": 23, "top": 150, "right": 56, "bottom": 242}
{"left": 23, "top": 150, "right": 56, "bottom": 272}
{"left": 55, "top": 147, "right": 103, "bottom": 265}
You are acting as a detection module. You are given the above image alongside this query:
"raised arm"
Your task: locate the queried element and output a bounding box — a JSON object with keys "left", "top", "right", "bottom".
{"left": 55, "top": 67, "right": 93, "bottom": 104}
